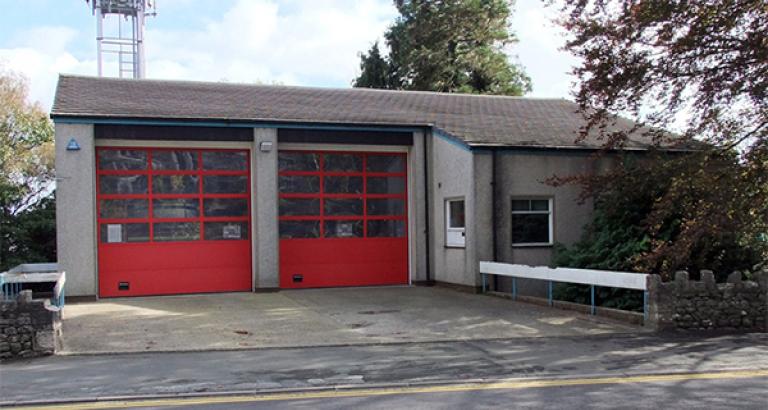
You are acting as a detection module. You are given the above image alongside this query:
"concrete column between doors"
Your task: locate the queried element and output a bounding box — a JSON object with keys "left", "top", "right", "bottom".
{"left": 253, "top": 128, "right": 279, "bottom": 289}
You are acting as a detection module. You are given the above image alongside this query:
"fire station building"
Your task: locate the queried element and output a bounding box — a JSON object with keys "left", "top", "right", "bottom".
{"left": 52, "top": 75, "right": 652, "bottom": 298}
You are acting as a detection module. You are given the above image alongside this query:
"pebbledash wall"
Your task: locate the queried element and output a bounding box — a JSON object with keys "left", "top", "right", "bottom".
{"left": 647, "top": 270, "right": 768, "bottom": 332}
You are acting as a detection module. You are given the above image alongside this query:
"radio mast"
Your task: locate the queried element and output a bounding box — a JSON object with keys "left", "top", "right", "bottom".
{"left": 87, "top": 0, "right": 157, "bottom": 78}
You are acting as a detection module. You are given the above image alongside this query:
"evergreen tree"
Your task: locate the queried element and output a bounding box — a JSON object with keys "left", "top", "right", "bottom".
{"left": 354, "top": 0, "right": 531, "bottom": 95}
{"left": 353, "top": 42, "right": 392, "bottom": 89}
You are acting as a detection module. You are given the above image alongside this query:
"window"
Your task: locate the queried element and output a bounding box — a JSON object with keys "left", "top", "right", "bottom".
{"left": 277, "top": 151, "right": 407, "bottom": 239}
{"left": 511, "top": 198, "right": 553, "bottom": 246}
{"left": 445, "top": 198, "right": 465, "bottom": 247}
{"left": 96, "top": 148, "right": 250, "bottom": 243}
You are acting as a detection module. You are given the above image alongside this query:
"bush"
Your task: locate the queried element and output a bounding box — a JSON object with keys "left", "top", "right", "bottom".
{"left": 0, "top": 194, "right": 56, "bottom": 271}
{"left": 551, "top": 152, "right": 766, "bottom": 309}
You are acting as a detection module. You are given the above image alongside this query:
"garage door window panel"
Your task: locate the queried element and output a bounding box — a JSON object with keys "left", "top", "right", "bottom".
{"left": 278, "top": 150, "right": 407, "bottom": 241}
{"left": 324, "top": 176, "right": 363, "bottom": 194}
{"left": 278, "top": 152, "right": 319, "bottom": 172}
{"left": 324, "top": 198, "right": 363, "bottom": 216}
{"left": 151, "top": 151, "right": 198, "bottom": 171}
{"left": 367, "top": 220, "right": 406, "bottom": 238}
{"left": 153, "top": 198, "right": 200, "bottom": 219}
{"left": 279, "top": 175, "right": 319, "bottom": 193}
{"left": 324, "top": 220, "right": 363, "bottom": 238}
{"left": 367, "top": 177, "right": 405, "bottom": 194}
{"left": 204, "top": 222, "right": 249, "bottom": 240}
{"left": 152, "top": 175, "right": 198, "bottom": 195}
{"left": 97, "top": 148, "right": 250, "bottom": 244}
{"left": 367, "top": 198, "right": 405, "bottom": 216}
{"left": 204, "top": 198, "right": 249, "bottom": 218}
{"left": 279, "top": 220, "right": 320, "bottom": 239}
{"left": 153, "top": 222, "right": 200, "bottom": 242}
{"left": 98, "top": 150, "right": 147, "bottom": 171}
{"left": 366, "top": 155, "right": 405, "bottom": 173}
{"left": 99, "top": 199, "right": 149, "bottom": 219}
{"left": 279, "top": 198, "right": 320, "bottom": 216}
{"left": 324, "top": 153, "right": 362, "bottom": 172}
{"left": 99, "top": 223, "right": 149, "bottom": 243}
{"left": 202, "top": 151, "right": 248, "bottom": 171}
{"left": 204, "top": 175, "right": 248, "bottom": 194}
{"left": 99, "top": 175, "right": 148, "bottom": 195}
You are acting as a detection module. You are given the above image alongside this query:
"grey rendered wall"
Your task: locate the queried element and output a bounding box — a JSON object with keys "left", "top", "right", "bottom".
{"left": 253, "top": 128, "right": 279, "bottom": 288}
{"left": 429, "top": 134, "right": 478, "bottom": 287}
{"left": 473, "top": 153, "right": 494, "bottom": 265}
{"left": 54, "top": 123, "right": 97, "bottom": 296}
{"left": 493, "top": 150, "right": 597, "bottom": 295}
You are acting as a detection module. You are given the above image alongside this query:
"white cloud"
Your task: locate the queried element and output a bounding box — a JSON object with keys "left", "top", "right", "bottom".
{"left": 0, "top": 49, "right": 94, "bottom": 110}
{"left": 144, "top": 0, "right": 395, "bottom": 86}
{"left": 0, "top": 25, "right": 93, "bottom": 109}
{"left": 2, "top": 0, "right": 396, "bottom": 109}
{"left": 2, "top": 0, "right": 579, "bottom": 110}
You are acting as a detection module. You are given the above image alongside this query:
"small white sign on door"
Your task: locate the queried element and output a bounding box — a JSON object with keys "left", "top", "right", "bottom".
{"left": 106, "top": 224, "right": 122, "bottom": 243}
{"left": 222, "top": 224, "right": 241, "bottom": 239}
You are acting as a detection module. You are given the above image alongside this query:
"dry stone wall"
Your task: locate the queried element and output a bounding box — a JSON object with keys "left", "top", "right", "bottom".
{"left": 0, "top": 290, "right": 61, "bottom": 361}
{"left": 647, "top": 270, "right": 767, "bottom": 332}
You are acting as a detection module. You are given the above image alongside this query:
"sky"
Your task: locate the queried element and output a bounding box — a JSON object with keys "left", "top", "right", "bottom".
{"left": 0, "top": 0, "right": 578, "bottom": 111}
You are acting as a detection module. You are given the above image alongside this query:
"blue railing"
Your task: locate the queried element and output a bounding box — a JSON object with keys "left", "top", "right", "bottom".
{"left": 0, "top": 267, "right": 66, "bottom": 310}
{"left": 0, "top": 274, "right": 23, "bottom": 300}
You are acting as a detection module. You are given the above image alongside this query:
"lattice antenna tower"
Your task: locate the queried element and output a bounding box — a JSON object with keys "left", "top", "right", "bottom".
{"left": 87, "top": 0, "right": 157, "bottom": 78}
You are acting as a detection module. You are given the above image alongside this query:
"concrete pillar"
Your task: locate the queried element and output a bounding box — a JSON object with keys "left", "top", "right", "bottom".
{"left": 409, "top": 131, "right": 428, "bottom": 282}
{"left": 253, "top": 128, "right": 279, "bottom": 289}
{"left": 54, "top": 123, "right": 97, "bottom": 297}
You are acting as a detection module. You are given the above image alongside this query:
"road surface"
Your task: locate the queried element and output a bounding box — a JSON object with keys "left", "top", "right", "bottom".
{"left": 2, "top": 332, "right": 766, "bottom": 409}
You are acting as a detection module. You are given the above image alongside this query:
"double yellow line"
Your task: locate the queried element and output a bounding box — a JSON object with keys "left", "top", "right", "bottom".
{"left": 12, "top": 369, "right": 768, "bottom": 409}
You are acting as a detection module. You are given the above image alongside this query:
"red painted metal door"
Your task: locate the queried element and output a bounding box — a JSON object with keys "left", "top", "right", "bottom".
{"left": 278, "top": 151, "right": 408, "bottom": 288}
{"left": 96, "top": 148, "right": 252, "bottom": 297}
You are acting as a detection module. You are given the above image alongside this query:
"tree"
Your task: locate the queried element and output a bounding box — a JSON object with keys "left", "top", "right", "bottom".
{"left": 0, "top": 66, "right": 56, "bottom": 270}
{"left": 353, "top": 0, "right": 532, "bottom": 95}
{"left": 554, "top": 152, "right": 766, "bottom": 279}
{"left": 353, "top": 42, "right": 394, "bottom": 89}
{"left": 549, "top": 0, "right": 768, "bottom": 277}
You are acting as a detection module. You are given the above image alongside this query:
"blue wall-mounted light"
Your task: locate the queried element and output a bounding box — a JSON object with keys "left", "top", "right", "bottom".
{"left": 66, "top": 138, "right": 81, "bottom": 151}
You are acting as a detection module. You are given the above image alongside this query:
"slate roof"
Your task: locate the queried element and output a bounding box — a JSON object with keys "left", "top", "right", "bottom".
{"left": 52, "top": 75, "right": 658, "bottom": 149}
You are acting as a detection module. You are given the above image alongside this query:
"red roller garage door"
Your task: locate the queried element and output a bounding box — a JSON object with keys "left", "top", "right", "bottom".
{"left": 96, "top": 147, "right": 252, "bottom": 297}
{"left": 278, "top": 150, "right": 408, "bottom": 288}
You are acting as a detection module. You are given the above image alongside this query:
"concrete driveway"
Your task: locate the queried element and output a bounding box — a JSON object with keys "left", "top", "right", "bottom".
{"left": 61, "top": 286, "right": 641, "bottom": 354}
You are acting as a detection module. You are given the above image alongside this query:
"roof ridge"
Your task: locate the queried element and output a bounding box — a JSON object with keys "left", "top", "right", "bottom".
{"left": 57, "top": 74, "right": 572, "bottom": 103}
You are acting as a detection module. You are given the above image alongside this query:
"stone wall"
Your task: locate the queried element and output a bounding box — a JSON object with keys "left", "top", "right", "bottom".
{"left": 648, "top": 270, "right": 768, "bottom": 332}
{"left": 0, "top": 290, "right": 61, "bottom": 361}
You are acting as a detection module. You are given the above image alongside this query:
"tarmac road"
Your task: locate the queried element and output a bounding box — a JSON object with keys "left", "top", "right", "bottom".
{"left": 10, "top": 371, "right": 768, "bottom": 409}
{"left": 1, "top": 332, "right": 767, "bottom": 408}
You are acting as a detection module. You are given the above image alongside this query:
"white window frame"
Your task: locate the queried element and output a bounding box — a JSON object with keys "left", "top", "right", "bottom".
{"left": 511, "top": 197, "right": 553, "bottom": 247}
{"left": 445, "top": 198, "right": 466, "bottom": 248}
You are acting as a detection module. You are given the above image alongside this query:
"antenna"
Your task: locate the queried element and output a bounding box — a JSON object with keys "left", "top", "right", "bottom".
{"left": 87, "top": 0, "right": 157, "bottom": 79}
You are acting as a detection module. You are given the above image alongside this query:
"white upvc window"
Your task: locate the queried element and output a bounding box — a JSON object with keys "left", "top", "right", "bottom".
{"left": 445, "top": 198, "right": 466, "bottom": 248}
{"left": 511, "top": 198, "right": 553, "bottom": 246}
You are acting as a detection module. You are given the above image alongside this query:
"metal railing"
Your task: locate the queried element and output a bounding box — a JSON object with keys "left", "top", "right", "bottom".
{"left": 0, "top": 264, "right": 66, "bottom": 310}
{"left": 0, "top": 274, "right": 22, "bottom": 300}
{"left": 479, "top": 262, "right": 650, "bottom": 321}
